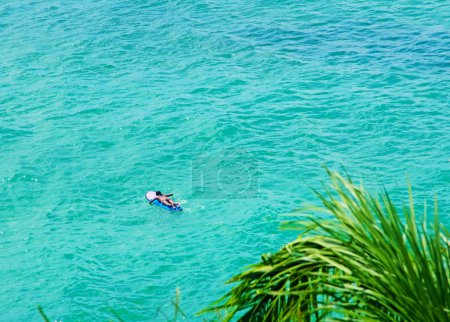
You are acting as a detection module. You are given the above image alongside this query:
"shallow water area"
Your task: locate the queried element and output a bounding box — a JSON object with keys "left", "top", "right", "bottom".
{"left": 1, "top": 1, "right": 450, "bottom": 320}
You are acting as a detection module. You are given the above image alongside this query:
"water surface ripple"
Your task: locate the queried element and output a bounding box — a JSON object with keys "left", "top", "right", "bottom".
{"left": 1, "top": 1, "right": 449, "bottom": 320}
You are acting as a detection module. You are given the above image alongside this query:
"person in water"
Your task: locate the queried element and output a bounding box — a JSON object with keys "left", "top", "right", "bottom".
{"left": 150, "top": 191, "right": 180, "bottom": 208}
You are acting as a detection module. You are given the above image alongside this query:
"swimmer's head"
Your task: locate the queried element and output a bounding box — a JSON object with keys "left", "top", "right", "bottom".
{"left": 156, "top": 191, "right": 162, "bottom": 196}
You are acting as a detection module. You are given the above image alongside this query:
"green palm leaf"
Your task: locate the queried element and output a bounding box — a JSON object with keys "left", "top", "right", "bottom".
{"left": 200, "top": 169, "right": 450, "bottom": 321}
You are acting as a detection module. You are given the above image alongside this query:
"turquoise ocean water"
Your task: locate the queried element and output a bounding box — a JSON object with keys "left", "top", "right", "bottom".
{"left": 1, "top": 1, "right": 450, "bottom": 320}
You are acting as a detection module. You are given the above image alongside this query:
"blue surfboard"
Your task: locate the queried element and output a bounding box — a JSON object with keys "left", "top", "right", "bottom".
{"left": 146, "top": 191, "right": 183, "bottom": 212}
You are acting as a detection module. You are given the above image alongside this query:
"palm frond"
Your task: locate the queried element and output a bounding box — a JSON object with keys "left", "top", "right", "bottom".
{"left": 200, "top": 169, "right": 450, "bottom": 321}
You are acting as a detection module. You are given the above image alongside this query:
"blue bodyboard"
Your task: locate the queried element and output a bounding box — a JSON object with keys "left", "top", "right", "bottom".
{"left": 151, "top": 199, "right": 183, "bottom": 212}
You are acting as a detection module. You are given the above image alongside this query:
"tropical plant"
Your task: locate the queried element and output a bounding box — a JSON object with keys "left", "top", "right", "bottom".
{"left": 37, "top": 288, "right": 188, "bottom": 321}
{"left": 201, "top": 169, "right": 450, "bottom": 321}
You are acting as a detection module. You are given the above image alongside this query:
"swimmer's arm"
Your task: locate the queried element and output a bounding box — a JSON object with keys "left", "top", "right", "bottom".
{"left": 165, "top": 193, "right": 173, "bottom": 197}
{"left": 149, "top": 196, "right": 161, "bottom": 203}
